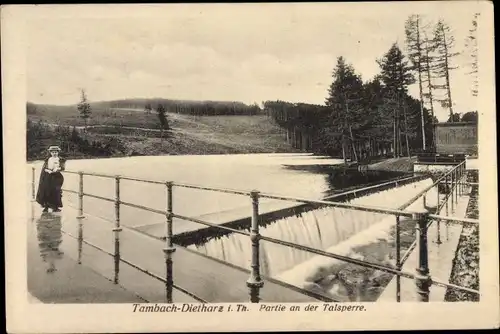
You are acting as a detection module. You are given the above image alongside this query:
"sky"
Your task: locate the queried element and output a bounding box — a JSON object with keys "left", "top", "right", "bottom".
{"left": 26, "top": 3, "right": 481, "bottom": 121}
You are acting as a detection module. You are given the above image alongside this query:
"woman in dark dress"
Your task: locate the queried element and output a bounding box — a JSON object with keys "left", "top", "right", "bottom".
{"left": 36, "top": 146, "right": 66, "bottom": 212}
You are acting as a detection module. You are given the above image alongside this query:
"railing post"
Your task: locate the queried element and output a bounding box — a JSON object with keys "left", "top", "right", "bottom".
{"left": 77, "top": 216, "right": 83, "bottom": 264}
{"left": 77, "top": 172, "right": 85, "bottom": 219}
{"left": 414, "top": 210, "right": 431, "bottom": 302}
{"left": 454, "top": 167, "right": 458, "bottom": 203}
{"left": 436, "top": 182, "right": 439, "bottom": 214}
{"left": 461, "top": 163, "right": 465, "bottom": 194}
{"left": 31, "top": 166, "right": 36, "bottom": 201}
{"left": 454, "top": 167, "right": 457, "bottom": 201}
{"left": 435, "top": 183, "right": 442, "bottom": 245}
{"left": 445, "top": 174, "right": 449, "bottom": 215}
{"left": 113, "top": 176, "right": 122, "bottom": 284}
{"left": 461, "top": 163, "right": 464, "bottom": 194}
{"left": 163, "top": 181, "right": 176, "bottom": 303}
{"left": 459, "top": 164, "right": 463, "bottom": 196}
{"left": 395, "top": 215, "right": 401, "bottom": 302}
{"left": 247, "top": 190, "right": 264, "bottom": 303}
{"left": 75, "top": 172, "right": 85, "bottom": 264}
{"left": 463, "top": 162, "right": 466, "bottom": 193}
{"left": 436, "top": 217, "right": 442, "bottom": 245}
{"left": 450, "top": 170, "right": 454, "bottom": 212}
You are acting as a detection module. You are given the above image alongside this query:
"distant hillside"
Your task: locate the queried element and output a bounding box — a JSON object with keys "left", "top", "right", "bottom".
{"left": 28, "top": 97, "right": 262, "bottom": 117}
{"left": 26, "top": 101, "right": 298, "bottom": 160}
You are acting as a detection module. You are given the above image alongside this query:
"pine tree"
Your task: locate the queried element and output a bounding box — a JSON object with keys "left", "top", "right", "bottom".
{"left": 422, "top": 28, "right": 437, "bottom": 138}
{"left": 77, "top": 89, "right": 92, "bottom": 132}
{"left": 377, "top": 43, "right": 416, "bottom": 157}
{"left": 461, "top": 111, "right": 478, "bottom": 123}
{"left": 363, "top": 76, "right": 394, "bottom": 155}
{"left": 157, "top": 104, "right": 169, "bottom": 143}
{"left": 325, "top": 56, "right": 365, "bottom": 163}
{"left": 144, "top": 103, "right": 153, "bottom": 114}
{"left": 433, "top": 20, "right": 459, "bottom": 122}
{"left": 465, "top": 13, "right": 479, "bottom": 100}
{"left": 405, "top": 14, "right": 427, "bottom": 150}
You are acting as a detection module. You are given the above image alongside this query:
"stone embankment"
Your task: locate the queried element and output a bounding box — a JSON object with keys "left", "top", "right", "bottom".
{"left": 445, "top": 170, "right": 479, "bottom": 302}
{"left": 365, "top": 157, "right": 417, "bottom": 173}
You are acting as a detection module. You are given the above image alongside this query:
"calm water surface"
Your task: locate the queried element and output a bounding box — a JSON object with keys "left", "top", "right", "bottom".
{"left": 28, "top": 153, "right": 405, "bottom": 229}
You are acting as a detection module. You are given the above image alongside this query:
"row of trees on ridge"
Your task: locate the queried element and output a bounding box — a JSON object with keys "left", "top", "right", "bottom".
{"left": 266, "top": 15, "right": 479, "bottom": 162}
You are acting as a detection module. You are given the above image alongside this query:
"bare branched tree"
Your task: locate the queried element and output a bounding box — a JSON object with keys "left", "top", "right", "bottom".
{"left": 433, "top": 20, "right": 460, "bottom": 122}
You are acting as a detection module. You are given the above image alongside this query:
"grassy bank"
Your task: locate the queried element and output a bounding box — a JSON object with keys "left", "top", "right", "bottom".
{"left": 27, "top": 105, "right": 299, "bottom": 160}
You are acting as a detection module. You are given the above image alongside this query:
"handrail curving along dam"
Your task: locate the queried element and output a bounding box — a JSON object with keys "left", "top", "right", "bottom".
{"left": 29, "top": 160, "right": 478, "bottom": 303}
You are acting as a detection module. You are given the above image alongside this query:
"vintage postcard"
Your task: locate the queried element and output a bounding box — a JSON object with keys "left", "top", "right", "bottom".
{"left": 3, "top": 2, "right": 499, "bottom": 332}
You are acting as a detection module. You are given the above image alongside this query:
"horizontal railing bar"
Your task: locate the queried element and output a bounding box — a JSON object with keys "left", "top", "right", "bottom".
{"left": 83, "top": 192, "right": 115, "bottom": 203}
{"left": 258, "top": 193, "right": 414, "bottom": 217}
{"left": 58, "top": 161, "right": 464, "bottom": 199}
{"left": 432, "top": 278, "right": 480, "bottom": 295}
{"left": 62, "top": 170, "right": 80, "bottom": 175}
{"left": 436, "top": 192, "right": 451, "bottom": 213}
{"left": 77, "top": 171, "right": 116, "bottom": 179}
{"left": 428, "top": 215, "right": 479, "bottom": 225}
{"left": 400, "top": 172, "right": 466, "bottom": 267}
{"left": 62, "top": 188, "right": 79, "bottom": 194}
{"left": 120, "top": 200, "right": 166, "bottom": 215}
{"left": 326, "top": 175, "right": 421, "bottom": 198}
{"left": 399, "top": 161, "right": 465, "bottom": 210}
{"left": 172, "top": 182, "right": 251, "bottom": 196}
{"left": 63, "top": 227, "right": 208, "bottom": 303}
{"left": 440, "top": 181, "right": 478, "bottom": 186}
{"left": 404, "top": 200, "right": 448, "bottom": 265}
{"left": 118, "top": 257, "right": 208, "bottom": 303}
{"left": 459, "top": 182, "right": 478, "bottom": 186}
{"left": 173, "top": 214, "right": 251, "bottom": 236}
{"left": 63, "top": 230, "right": 115, "bottom": 257}
{"left": 120, "top": 176, "right": 165, "bottom": 185}
{"left": 57, "top": 164, "right": 463, "bottom": 221}
{"left": 70, "top": 225, "right": 479, "bottom": 300}
{"left": 400, "top": 241, "right": 417, "bottom": 265}
{"left": 259, "top": 235, "right": 416, "bottom": 279}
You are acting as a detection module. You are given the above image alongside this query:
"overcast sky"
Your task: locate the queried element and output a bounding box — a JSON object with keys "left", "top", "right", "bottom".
{"left": 26, "top": 3, "right": 481, "bottom": 121}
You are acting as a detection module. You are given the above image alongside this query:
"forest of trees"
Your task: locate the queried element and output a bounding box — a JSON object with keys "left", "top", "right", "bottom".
{"left": 91, "top": 98, "right": 262, "bottom": 116}
{"left": 265, "top": 51, "right": 435, "bottom": 161}
{"left": 265, "top": 15, "right": 479, "bottom": 162}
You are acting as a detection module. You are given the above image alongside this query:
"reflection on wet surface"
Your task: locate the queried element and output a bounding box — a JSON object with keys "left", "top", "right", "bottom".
{"left": 27, "top": 207, "right": 157, "bottom": 303}
{"left": 36, "top": 212, "right": 64, "bottom": 274}
{"left": 27, "top": 204, "right": 208, "bottom": 303}
{"left": 284, "top": 164, "right": 410, "bottom": 198}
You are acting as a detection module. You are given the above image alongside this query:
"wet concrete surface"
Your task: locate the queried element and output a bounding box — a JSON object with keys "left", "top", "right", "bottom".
{"left": 27, "top": 204, "right": 204, "bottom": 303}
{"left": 27, "top": 201, "right": 324, "bottom": 303}
{"left": 27, "top": 210, "right": 145, "bottom": 303}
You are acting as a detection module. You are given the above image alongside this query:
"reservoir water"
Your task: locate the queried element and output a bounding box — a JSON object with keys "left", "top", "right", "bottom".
{"left": 28, "top": 153, "right": 408, "bottom": 230}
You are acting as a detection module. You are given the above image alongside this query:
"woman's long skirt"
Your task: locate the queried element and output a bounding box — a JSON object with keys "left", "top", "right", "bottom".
{"left": 36, "top": 172, "right": 64, "bottom": 209}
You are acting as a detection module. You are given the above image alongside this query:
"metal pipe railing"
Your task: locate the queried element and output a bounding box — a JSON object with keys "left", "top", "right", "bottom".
{"left": 247, "top": 190, "right": 264, "bottom": 302}
{"left": 164, "top": 181, "right": 176, "bottom": 303}
{"left": 29, "top": 159, "right": 478, "bottom": 303}
{"left": 395, "top": 215, "right": 401, "bottom": 302}
{"left": 77, "top": 172, "right": 85, "bottom": 219}
{"left": 31, "top": 167, "right": 36, "bottom": 201}
{"left": 324, "top": 174, "right": 425, "bottom": 200}
{"left": 61, "top": 227, "right": 207, "bottom": 303}
{"left": 113, "top": 176, "right": 122, "bottom": 284}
